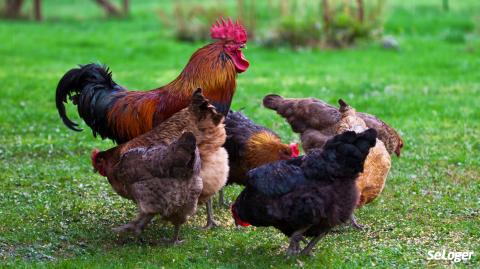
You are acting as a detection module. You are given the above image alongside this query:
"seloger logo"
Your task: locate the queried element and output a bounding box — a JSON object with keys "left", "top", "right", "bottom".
{"left": 427, "top": 250, "right": 474, "bottom": 263}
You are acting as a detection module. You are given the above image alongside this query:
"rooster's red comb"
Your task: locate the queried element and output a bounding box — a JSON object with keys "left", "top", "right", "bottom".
{"left": 210, "top": 17, "right": 247, "bottom": 43}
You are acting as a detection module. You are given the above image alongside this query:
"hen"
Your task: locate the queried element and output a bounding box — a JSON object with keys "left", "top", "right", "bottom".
{"left": 336, "top": 99, "right": 391, "bottom": 229}
{"left": 231, "top": 129, "right": 377, "bottom": 256}
{"left": 56, "top": 18, "right": 248, "bottom": 144}
{"left": 263, "top": 94, "right": 403, "bottom": 156}
{"left": 93, "top": 89, "right": 228, "bottom": 230}
{"left": 219, "top": 111, "right": 299, "bottom": 204}
{"left": 109, "top": 132, "right": 201, "bottom": 244}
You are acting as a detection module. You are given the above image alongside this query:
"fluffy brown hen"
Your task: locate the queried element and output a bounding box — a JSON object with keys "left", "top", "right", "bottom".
{"left": 92, "top": 89, "right": 228, "bottom": 231}
{"left": 336, "top": 99, "right": 391, "bottom": 229}
{"left": 263, "top": 94, "right": 403, "bottom": 156}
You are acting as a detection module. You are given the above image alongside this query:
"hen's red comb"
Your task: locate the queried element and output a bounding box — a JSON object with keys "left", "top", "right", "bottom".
{"left": 210, "top": 17, "right": 247, "bottom": 43}
{"left": 91, "top": 148, "right": 100, "bottom": 168}
{"left": 290, "top": 143, "right": 300, "bottom": 158}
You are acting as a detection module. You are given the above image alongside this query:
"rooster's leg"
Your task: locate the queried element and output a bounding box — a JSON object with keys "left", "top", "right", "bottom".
{"left": 350, "top": 215, "right": 364, "bottom": 230}
{"left": 286, "top": 225, "right": 312, "bottom": 256}
{"left": 202, "top": 198, "right": 220, "bottom": 229}
{"left": 300, "top": 232, "right": 326, "bottom": 256}
{"left": 113, "top": 212, "right": 154, "bottom": 236}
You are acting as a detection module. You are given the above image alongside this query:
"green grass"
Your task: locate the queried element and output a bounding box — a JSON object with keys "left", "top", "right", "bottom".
{"left": 1, "top": 0, "right": 479, "bottom": 268}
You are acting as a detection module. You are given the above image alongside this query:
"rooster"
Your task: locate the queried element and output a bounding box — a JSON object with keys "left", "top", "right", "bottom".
{"left": 56, "top": 18, "right": 249, "bottom": 144}
{"left": 231, "top": 129, "right": 377, "bottom": 256}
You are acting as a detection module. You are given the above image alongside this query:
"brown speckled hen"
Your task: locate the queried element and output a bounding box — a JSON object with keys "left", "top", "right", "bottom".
{"left": 108, "top": 132, "right": 201, "bottom": 244}
{"left": 263, "top": 94, "right": 403, "bottom": 156}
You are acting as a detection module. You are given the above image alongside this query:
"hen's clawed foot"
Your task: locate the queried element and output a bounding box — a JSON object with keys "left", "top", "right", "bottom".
{"left": 161, "top": 225, "right": 184, "bottom": 245}
{"left": 160, "top": 237, "right": 184, "bottom": 246}
{"left": 112, "top": 223, "right": 142, "bottom": 236}
{"left": 286, "top": 241, "right": 301, "bottom": 256}
{"left": 286, "top": 226, "right": 311, "bottom": 257}
{"left": 202, "top": 199, "right": 220, "bottom": 230}
{"left": 202, "top": 219, "right": 220, "bottom": 230}
{"left": 299, "top": 233, "right": 325, "bottom": 256}
{"left": 350, "top": 215, "right": 364, "bottom": 230}
{"left": 299, "top": 248, "right": 314, "bottom": 256}
{"left": 113, "top": 213, "right": 153, "bottom": 237}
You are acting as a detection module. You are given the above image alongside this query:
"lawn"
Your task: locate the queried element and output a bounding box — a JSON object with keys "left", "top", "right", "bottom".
{"left": 0, "top": 0, "right": 479, "bottom": 268}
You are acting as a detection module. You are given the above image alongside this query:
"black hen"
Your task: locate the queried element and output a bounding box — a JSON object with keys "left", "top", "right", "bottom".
{"left": 231, "top": 129, "right": 377, "bottom": 256}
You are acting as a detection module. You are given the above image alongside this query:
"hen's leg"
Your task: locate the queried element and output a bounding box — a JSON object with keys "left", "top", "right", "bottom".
{"left": 135, "top": 213, "right": 155, "bottom": 233}
{"left": 218, "top": 188, "right": 228, "bottom": 207}
{"left": 300, "top": 233, "right": 326, "bottom": 256}
{"left": 202, "top": 198, "right": 219, "bottom": 229}
{"left": 161, "top": 225, "right": 184, "bottom": 245}
{"left": 286, "top": 225, "right": 312, "bottom": 256}
{"left": 113, "top": 212, "right": 154, "bottom": 236}
{"left": 350, "top": 215, "right": 364, "bottom": 230}
{"left": 171, "top": 225, "right": 184, "bottom": 245}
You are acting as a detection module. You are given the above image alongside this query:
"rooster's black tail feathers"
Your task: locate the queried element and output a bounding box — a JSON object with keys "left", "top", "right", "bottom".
{"left": 55, "top": 63, "right": 124, "bottom": 138}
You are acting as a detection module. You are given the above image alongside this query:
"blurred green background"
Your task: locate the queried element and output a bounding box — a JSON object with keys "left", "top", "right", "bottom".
{"left": 0, "top": 0, "right": 479, "bottom": 268}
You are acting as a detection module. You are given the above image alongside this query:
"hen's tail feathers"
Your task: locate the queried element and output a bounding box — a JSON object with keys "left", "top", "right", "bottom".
{"left": 262, "top": 94, "right": 284, "bottom": 110}
{"left": 331, "top": 128, "right": 377, "bottom": 174}
{"left": 338, "top": 99, "right": 351, "bottom": 112}
{"left": 189, "top": 88, "right": 224, "bottom": 126}
{"left": 55, "top": 63, "right": 123, "bottom": 137}
{"left": 169, "top": 132, "right": 200, "bottom": 178}
{"left": 172, "top": 132, "right": 197, "bottom": 164}
{"left": 174, "top": 132, "right": 197, "bottom": 157}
